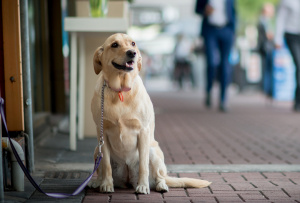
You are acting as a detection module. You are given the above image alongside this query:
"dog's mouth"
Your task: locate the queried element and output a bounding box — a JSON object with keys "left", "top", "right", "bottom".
{"left": 112, "top": 60, "right": 134, "bottom": 72}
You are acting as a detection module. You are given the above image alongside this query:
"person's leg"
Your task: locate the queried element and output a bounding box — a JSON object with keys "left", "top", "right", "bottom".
{"left": 188, "top": 61, "right": 196, "bottom": 89}
{"left": 261, "top": 55, "right": 269, "bottom": 94}
{"left": 285, "top": 33, "right": 300, "bottom": 111}
{"left": 262, "top": 51, "right": 274, "bottom": 97}
{"left": 203, "top": 33, "right": 217, "bottom": 107}
{"left": 173, "top": 61, "right": 180, "bottom": 88}
{"left": 178, "top": 61, "right": 185, "bottom": 89}
{"left": 182, "top": 60, "right": 189, "bottom": 87}
{"left": 218, "top": 27, "right": 234, "bottom": 110}
{"left": 266, "top": 51, "right": 274, "bottom": 97}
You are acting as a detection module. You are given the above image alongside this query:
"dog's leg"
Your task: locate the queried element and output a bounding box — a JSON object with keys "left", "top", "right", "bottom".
{"left": 99, "top": 130, "right": 114, "bottom": 193}
{"left": 88, "top": 146, "right": 103, "bottom": 188}
{"left": 136, "top": 128, "right": 150, "bottom": 194}
{"left": 100, "top": 147, "right": 114, "bottom": 192}
{"left": 149, "top": 145, "right": 169, "bottom": 192}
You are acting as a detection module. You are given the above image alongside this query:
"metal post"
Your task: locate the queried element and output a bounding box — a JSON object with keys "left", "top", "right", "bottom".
{"left": 0, "top": 116, "right": 4, "bottom": 201}
{"left": 70, "top": 32, "right": 77, "bottom": 151}
{"left": 20, "top": 0, "right": 35, "bottom": 172}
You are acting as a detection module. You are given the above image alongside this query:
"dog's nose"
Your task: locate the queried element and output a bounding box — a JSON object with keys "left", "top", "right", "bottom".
{"left": 126, "top": 50, "right": 136, "bottom": 58}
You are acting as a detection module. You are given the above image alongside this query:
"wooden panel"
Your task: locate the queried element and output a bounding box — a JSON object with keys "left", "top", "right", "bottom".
{"left": 2, "top": 0, "right": 24, "bottom": 131}
{"left": 0, "top": 0, "right": 4, "bottom": 98}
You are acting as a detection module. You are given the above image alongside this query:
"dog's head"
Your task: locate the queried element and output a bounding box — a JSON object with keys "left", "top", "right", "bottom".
{"left": 93, "top": 33, "right": 142, "bottom": 91}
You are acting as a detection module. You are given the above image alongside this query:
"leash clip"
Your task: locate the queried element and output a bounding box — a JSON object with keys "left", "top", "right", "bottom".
{"left": 98, "top": 140, "right": 104, "bottom": 158}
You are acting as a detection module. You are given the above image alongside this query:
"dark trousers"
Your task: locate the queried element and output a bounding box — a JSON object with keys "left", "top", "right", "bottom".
{"left": 174, "top": 60, "right": 195, "bottom": 89}
{"left": 262, "top": 51, "right": 274, "bottom": 97}
{"left": 203, "top": 26, "right": 234, "bottom": 104}
{"left": 285, "top": 33, "right": 300, "bottom": 105}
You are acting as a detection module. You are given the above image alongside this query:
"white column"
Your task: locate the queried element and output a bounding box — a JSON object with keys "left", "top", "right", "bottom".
{"left": 70, "top": 32, "right": 77, "bottom": 151}
{"left": 78, "top": 35, "right": 86, "bottom": 140}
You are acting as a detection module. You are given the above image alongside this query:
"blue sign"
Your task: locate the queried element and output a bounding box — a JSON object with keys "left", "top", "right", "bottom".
{"left": 273, "top": 47, "right": 295, "bottom": 101}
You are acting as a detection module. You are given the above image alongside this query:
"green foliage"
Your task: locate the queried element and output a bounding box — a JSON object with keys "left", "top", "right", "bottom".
{"left": 236, "top": 0, "right": 279, "bottom": 34}
{"left": 236, "top": 0, "right": 279, "bottom": 24}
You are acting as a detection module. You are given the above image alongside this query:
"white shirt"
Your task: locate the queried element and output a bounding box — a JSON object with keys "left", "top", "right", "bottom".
{"left": 275, "top": 0, "right": 300, "bottom": 46}
{"left": 175, "top": 36, "right": 192, "bottom": 60}
{"left": 208, "top": 0, "right": 228, "bottom": 27}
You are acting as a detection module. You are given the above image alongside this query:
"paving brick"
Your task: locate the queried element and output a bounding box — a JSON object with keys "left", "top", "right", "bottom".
{"left": 190, "top": 196, "right": 218, "bottom": 203}
{"left": 83, "top": 196, "right": 109, "bottom": 203}
{"left": 178, "top": 173, "right": 200, "bottom": 179}
{"left": 238, "top": 193, "right": 267, "bottom": 201}
{"left": 199, "top": 173, "right": 225, "bottom": 182}
{"left": 111, "top": 194, "right": 137, "bottom": 200}
{"left": 163, "top": 189, "right": 187, "bottom": 197}
{"left": 268, "top": 180, "right": 296, "bottom": 188}
{"left": 284, "top": 172, "right": 300, "bottom": 178}
{"left": 110, "top": 200, "right": 139, "bottom": 203}
{"left": 214, "top": 195, "right": 244, "bottom": 202}
{"left": 221, "top": 173, "right": 251, "bottom": 182}
{"left": 186, "top": 188, "right": 211, "bottom": 196}
{"left": 137, "top": 192, "right": 163, "bottom": 201}
{"left": 250, "top": 181, "right": 281, "bottom": 191}
{"left": 281, "top": 188, "right": 300, "bottom": 199}
{"left": 238, "top": 173, "right": 267, "bottom": 180}
{"left": 262, "top": 190, "right": 293, "bottom": 201}
{"left": 262, "top": 172, "right": 286, "bottom": 179}
{"left": 209, "top": 184, "right": 236, "bottom": 192}
{"left": 163, "top": 197, "right": 191, "bottom": 203}
{"left": 229, "top": 183, "right": 258, "bottom": 191}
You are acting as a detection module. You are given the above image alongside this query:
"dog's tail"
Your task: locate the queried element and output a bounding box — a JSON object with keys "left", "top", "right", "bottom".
{"left": 165, "top": 176, "right": 211, "bottom": 188}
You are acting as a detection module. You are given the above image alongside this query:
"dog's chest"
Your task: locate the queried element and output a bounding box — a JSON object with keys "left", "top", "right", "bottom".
{"left": 105, "top": 118, "right": 141, "bottom": 158}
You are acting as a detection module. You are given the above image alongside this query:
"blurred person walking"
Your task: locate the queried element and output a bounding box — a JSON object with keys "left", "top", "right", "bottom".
{"left": 257, "top": 3, "right": 275, "bottom": 99}
{"left": 275, "top": 0, "right": 300, "bottom": 112}
{"left": 173, "top": 34, "right": 196, "bottom": 89}
{"left": 195, "top": 0, "right": 236, "bottom": 112}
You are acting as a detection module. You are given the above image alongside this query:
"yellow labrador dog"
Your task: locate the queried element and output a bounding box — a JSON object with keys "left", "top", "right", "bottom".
{"left": 89, "top": 33, "right": 211, "bottom": 194}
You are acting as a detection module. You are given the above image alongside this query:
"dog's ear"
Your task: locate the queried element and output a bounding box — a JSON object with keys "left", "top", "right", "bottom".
{"left": 137, "top": 50, "right": 142, "bottom": 71}
{"left": 93, "top": 46, "right": 104, "bottom": 75}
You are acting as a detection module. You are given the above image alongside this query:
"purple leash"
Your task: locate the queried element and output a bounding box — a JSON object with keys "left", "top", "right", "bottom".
{"left": 0, "top": 97, "right": 102, "bottom": 198}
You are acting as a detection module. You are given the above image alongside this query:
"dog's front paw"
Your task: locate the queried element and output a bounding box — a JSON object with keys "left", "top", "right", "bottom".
{"left": 136, "top": 184, "right": 150, "bottom": 194}
{"left": 88, "top": 179, "right": 101, "bottom": 188}
{"left": 100, "top": 179, "right": 114, "bottom": 193}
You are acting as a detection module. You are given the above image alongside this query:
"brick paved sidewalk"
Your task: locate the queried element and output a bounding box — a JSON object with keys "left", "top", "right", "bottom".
{"left": 6, "top": 90, "right": 300, "bottom": 202}
{"left": 84, "top": 172, "right": 300, "bottom": 203}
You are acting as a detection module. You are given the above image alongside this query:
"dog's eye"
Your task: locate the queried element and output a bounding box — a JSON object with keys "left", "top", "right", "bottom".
{"left": 111, "top": 43, "right": 119, "bottom": 48}
{"left": 132, "top": 42, "right": 135, "bottom": 46}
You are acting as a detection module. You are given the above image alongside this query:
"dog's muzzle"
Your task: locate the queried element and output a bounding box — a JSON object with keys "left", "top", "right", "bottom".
{"left": 112, "top": 50, "right": 136, "bottom": 72}
{"left": 112, "top": 61, "right": 134, "bottom": 72}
